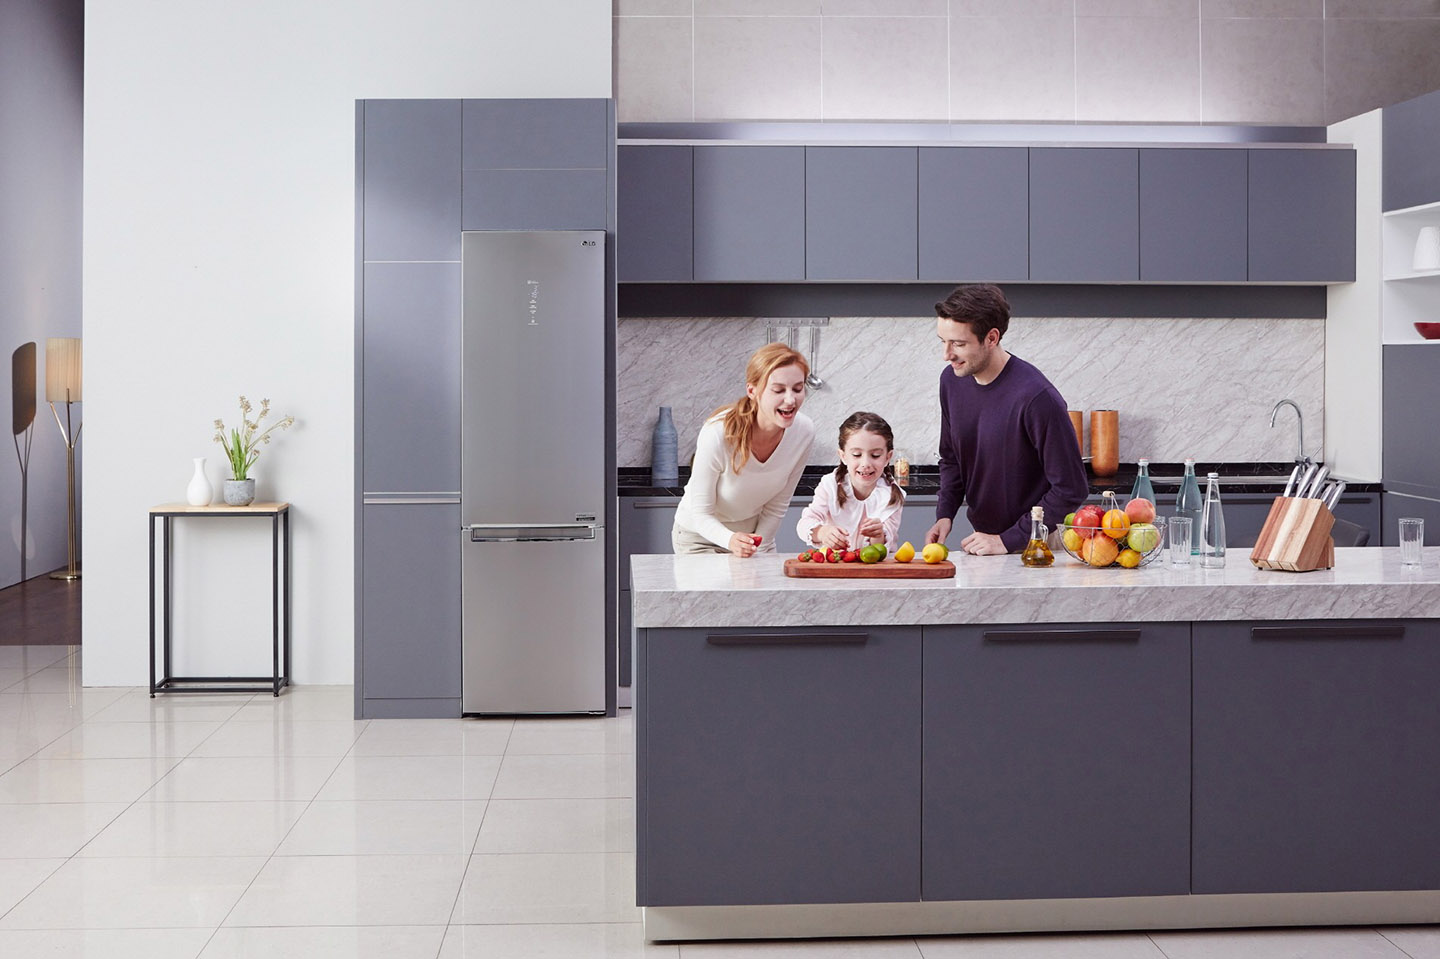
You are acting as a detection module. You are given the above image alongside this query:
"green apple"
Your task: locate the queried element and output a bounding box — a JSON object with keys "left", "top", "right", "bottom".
{"left": 1127, "top": 522, "right": 1161, "bottom": 553}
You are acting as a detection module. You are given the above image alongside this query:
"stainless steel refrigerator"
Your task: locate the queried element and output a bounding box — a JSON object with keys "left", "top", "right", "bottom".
{"left": 460, "top": 230, "right": 606, "bottom": 715}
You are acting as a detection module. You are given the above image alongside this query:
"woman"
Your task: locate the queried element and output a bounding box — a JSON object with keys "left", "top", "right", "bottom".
{"left": 672, "top": 342, "right": 816, "bottom": 556}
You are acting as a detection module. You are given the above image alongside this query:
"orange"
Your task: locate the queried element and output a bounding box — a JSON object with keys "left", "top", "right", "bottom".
{"left": 1101, "top": 509, "right": 1131, "bottom": 540}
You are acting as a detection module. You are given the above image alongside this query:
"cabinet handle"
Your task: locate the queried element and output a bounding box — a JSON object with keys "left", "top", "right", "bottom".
{"left": 1251, "top": 625, "right": 1405, "bottom": 640}
{"left": 707, "top": 632, "right": 867, "bottom": 646}
{"left": 983, "top": 629, "right": 1141, "bottom": 644}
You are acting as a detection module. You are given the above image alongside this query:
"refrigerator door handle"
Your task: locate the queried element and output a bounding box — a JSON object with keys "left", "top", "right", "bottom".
{"left": 466, "top": 523, "right": 598, "bottom": 543}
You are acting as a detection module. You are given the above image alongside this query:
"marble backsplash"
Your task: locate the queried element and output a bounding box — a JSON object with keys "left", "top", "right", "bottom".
{"left": 617, "top": 316, "right": 1325, "bottom": 470}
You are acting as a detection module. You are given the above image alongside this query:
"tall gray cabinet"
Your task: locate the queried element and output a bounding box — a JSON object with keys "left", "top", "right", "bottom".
{"left": 356, "top": 98, "right": 616, "bottom": 719}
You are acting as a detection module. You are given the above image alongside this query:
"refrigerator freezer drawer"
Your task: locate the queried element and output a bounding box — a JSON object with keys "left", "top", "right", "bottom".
{"left": 461, "top": 528, "right": 606, "bottom": 714}
{"left": 467, "top": 523, "right": 597, "bottom": 543}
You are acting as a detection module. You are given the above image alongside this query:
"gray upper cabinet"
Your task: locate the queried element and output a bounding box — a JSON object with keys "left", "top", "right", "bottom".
{"left": 1383, "top": 87, "right": 1440, "bottom": 212}
{"left": 618, "top": 145, "right": 693, "bottom": 281}
{"left": 918, "top": 147, "right": 1028, "bottom": 282}
{"left": 1382, "top": 344, "right": 1440, "bottom": 500}
{"left": 462, "top": 169, "right": 608, "bottom": 230}
{"left": 362, "top": 100, "right": 461, "bottom": 262}
{"left": 1139, "top": 149, "right": 1248, "bottom": 282}
{"left": 362, "top": 263, "right": 461, "bottom": 494}
{"left": 805, "top": 147, "right": 918, "bottom": 281}
{"left": 693, "top": 146, "right": 805, "bottom": 282}
{"left": 1030, "top": 148, "right": 1139, "bottom": 282}
{"left": 639, "top": 625, "right": 922, "bottom": 906}
{"left": 1248, "top": 149, "right": 1356, "bottom": 282}
{"left": 922, "top": 622, "right": 1190, "bottom": 901}
{"left": 1193, "top": 619, "right": 1440, "bottom": 894}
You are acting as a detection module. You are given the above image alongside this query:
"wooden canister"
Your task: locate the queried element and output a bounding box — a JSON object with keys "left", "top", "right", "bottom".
{"left": 1068, "top": 410, "right": 1084, "bottom": 456}
{"left": 1090, "top": 410, "right": 1119, "bottom": 477}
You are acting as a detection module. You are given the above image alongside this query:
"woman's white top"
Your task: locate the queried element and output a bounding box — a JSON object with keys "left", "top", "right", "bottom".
{"left": 796, "top": 471, "right": 906, "bottom": 552}
{"left": 674, "top": 412, "right": 816, "bottom": 551}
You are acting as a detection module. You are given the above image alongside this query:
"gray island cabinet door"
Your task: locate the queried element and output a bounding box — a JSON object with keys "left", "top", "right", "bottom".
{"left": 1383, "top": 344, "right": 1440, "bottom": 500}
{"left": 1029, "top": 148, "right": 1139, "bottom": 282}
{"left": 1192, "top": 619, "right": 1440, "bottom": 894}
{"left": 805, "top": 147, "right": 918, "bottom": 281}
{"left": 922, "top": 622, "right": 1190, "bottom": 901}
{"left": 638, "top": 626, "right": 921, "bottom": 906}
{"left": 617, "top": 145, "right": 693, "bottom": 281}
{"left": 1247, "top": 149, "right": 1355, "bottom": 282}
{"left": 693, "top": 146, "right": 805, "bottom": 282}
{"left": 361, "top": 504, "right": 461, "bottom": 713}
{"left": 918, "top": 147, "right": 1029, "bottom": 282}
{"left": 1139, "top": 149, "right": 1247, "bottom": 282}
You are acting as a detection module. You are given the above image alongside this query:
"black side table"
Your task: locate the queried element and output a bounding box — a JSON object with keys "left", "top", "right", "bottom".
{"left": 149, "top": 502, "right": 291, "bottom": 696}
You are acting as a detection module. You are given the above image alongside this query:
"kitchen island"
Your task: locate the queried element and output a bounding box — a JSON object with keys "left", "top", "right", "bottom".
{"left": 631, "top": 550, "right": 1440, "bottom": 942}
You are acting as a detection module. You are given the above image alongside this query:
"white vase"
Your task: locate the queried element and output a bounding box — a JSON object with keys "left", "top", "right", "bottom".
{"left": 1413, "top": 225, "right": 1440, "bottom": 272}
{"left": 186, "top": 457, "right": 212, "bottom": 506}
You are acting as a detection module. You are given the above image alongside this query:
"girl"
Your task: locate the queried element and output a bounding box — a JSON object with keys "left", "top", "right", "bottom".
{"left": 672, "top": 342, "right": 816, "bottom": 557}
{"left": 797, "top": 412, "right": 905, "bottom": 553}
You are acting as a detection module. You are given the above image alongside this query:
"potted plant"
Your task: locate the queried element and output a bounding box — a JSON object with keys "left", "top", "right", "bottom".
{"left": 214, "top": 396, "right": 294, "bottom": 506}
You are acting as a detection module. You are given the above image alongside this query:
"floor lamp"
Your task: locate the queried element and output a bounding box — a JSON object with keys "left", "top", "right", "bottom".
{"left": 46, "top": 337, "right": 81, "bottom": 581}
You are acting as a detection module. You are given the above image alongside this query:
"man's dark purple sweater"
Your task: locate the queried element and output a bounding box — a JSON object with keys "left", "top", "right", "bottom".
{"left": 937, "top": 354, "right": 1089, "bottom": 553}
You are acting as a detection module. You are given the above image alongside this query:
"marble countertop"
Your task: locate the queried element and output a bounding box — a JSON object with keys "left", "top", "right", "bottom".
{"left": 630, "top": 548, "right": 1440, "bottom": 628}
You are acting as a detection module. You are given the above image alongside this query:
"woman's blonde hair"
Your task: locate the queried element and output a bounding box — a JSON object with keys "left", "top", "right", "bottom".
{"left": 710, "top": 342, "right": 809, "bottom": 474}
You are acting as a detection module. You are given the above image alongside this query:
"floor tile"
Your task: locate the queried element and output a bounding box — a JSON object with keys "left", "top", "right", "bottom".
{"left": 1379, "top": 926, "right": 1440, "bottom": 959}
{"left": 439, "top": 921, "right": 679, "bottom": 958}
{"left": 917, "top": 932, "right": 1164, "bottom": 957}
{"left": 314, "top": 755, "right": 501, "bottom": 801}
{"left": 689, "top": 941, "right": 923, "bottom": 957}
{"left": 474, "top": 797, "right": 634, "bottom": 854}
{"left": 0, "top": 688, "right": 128, "bottom": 724}
{"left": 0, "top": 758, "right": 181, "bottom": 803}
{"left": 0, "top": 802, "right": 128, "bottom": 857}
{"left": 0, "top": 646, "right": 74, "bottom": 670}
{"left": 1146, "top": 927, "right": 1409, "bottom": 958}
{"left": 34, "top": 721, "right": 222, "bottom": 759}
{"left": 79, "top": 800, "right": 309, "bottom": 858}
{"left": 275, "top": 799, "right": 487, "bottom": 856}
{"left": 0, "top": 856, "right": 266, "bottom": 929}
{"left": 348, "top": 718, "right": 512, "bottom": 756}
{"left": 0, "top": 858, "right": 65, "bottom": 916}
{"left": 201, "top": 925, "right": 446, "bottom": 959}
{"left": 454, "top": 852, "right": 639, "bottom": 924}
{"left": 229, "top": 685, "right": 357, "bottom": 721}
{"left": 0, "top": 663, "right": 87, "bottom": 695}
{"left": 223, "top": 854, "right": 467, "bottom": 927}
{"left": 187, "top": 719, "right": 367, "bottom": 757}
{"left": 505, "top": 715, "right": 633, "bottom": 755}
{"left": 0, "top": 928, "right": 214, "bottom": 959}
{"left": 91, "top": 690, "right": 253, "bottom": 724}
{"left": 490, "top": 753, "right": 634, "bottom": 799}
{"left": 141, "top": 755, "right": 343, "bottom": 802}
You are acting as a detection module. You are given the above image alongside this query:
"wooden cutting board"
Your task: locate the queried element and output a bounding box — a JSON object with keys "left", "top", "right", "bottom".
{"left": 783, "top": 558, "right": 955, "bottom": 579}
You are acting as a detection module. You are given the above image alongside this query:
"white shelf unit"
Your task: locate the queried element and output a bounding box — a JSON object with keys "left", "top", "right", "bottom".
{"left": 1382, "top": 199, "right": 1440, "bottom": 343}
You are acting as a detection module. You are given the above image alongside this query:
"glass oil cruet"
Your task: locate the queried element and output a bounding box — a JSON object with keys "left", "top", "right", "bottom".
{"left": 1021, "top": 505, "right": 1054, "bottom": 568}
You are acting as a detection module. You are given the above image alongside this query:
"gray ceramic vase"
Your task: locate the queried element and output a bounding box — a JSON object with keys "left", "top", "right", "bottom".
{"left": 223, "top": 478, "right": 256, "bottom": 506}
{"left": 651, "top": 406, "right": 679, "bottom": 485}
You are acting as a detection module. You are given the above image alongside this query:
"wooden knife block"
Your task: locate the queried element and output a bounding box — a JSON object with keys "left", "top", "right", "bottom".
{"left": 1249, "top": 496, "right": 1335, "bottom": 571}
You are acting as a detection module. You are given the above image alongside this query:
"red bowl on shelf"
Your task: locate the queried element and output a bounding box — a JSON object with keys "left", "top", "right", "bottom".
{"left": 1417, "top": 322, "right": 1440, "bottom": 340}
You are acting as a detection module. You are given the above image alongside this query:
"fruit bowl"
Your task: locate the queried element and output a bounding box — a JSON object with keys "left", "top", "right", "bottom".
{"left": 1055, "top": 519, "right": 1166, "bottom": 568}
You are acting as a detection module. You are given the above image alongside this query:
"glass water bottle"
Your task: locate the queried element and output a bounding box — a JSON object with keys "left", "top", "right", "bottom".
{"left": 1021, "top": 505, "right": 1054, "bottom": 568}
{"left": 1130, "top": 458, "right": 1155, "bottom": 505}
{"left": 1175, "top": 459, "right": 1203, "bottom": 555}
{"left": 1200, "top": 472, "right": 1227, "bottom": 568}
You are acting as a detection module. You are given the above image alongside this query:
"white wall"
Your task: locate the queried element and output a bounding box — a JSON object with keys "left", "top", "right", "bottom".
{"left": 83, "top": 1, "right": 612, "bottom": 685}
{"left": 1325, "top": 109, "right": 1383, "bottom": 482}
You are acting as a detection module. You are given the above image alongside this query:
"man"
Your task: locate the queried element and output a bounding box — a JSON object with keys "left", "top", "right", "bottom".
{"left": 924, "top": 284, "right": 1088, "bottom": 555}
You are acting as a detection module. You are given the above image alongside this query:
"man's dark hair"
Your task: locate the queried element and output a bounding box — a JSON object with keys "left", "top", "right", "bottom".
{"left": 934, "top": 284, "right": 1011, "bottom": 342}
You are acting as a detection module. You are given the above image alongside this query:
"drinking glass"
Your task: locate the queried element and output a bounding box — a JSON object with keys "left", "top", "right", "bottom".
{"left": 1399, "top": 517, "right": 1424, "bottom": 568}
{"left": 1168, "top": 516, "right": 1192, "bottom": 567}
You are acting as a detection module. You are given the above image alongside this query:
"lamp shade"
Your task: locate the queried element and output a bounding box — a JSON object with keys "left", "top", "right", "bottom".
{"left": 45, "top": 337, "right": 82, "bottom": 404}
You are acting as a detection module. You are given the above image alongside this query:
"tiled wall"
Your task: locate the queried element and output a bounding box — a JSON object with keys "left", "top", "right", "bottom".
{"left": 613, "top": 1, "right": 1440, "bottom": 125}
{"left": 617, "top": 315, "right": 1325, "bottom": 469}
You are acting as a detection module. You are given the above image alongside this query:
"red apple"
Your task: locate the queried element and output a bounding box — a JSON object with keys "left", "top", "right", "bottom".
{"left": 1125, "top": 497, "right": 1156, "bottom": 524}
{"left": 1072, "top": 504, "right": 1104, "bottom": 539}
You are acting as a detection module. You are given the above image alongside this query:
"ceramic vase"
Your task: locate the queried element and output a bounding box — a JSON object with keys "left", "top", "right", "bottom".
{"left": 186, "top": 457, "right": 212, "bottom": 506}
{"left": 651, "top": 406, "right": 679, "bottom": 485}
{"left": 1413, "top": 226, "right": 1440, "bottom": 272}
{"left": 223, "top": 478, "right": 256, "bottom": 506}
{"left": 1090, "top": 410, "right": 1119, "bottom": 478}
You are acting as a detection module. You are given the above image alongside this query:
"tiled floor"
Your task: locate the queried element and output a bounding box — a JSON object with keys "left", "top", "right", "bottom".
{"left": 1, "top": 645, "right": 1439, "bottom": 958}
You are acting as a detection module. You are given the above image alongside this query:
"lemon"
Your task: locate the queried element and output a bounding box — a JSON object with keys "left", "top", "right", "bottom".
{"left": 895, "top": 542, "right": 915, "bottom": 563}
{"left": 1117, "top": 548, "right": 1142, "bottom": 569}
{"left": 922, "top": 543, "right": 947, "bottom": 564}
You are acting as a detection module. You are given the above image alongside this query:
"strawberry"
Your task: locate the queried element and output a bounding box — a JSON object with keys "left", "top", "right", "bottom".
{"left": 752, "top": 535, "right": 763, "bottom": 546}
{"left": 797, "top": 551, "right": 811, "bottom": 562}
{"left": 825, "top": 548, "right": 839, "bottom": 564}
{"left": 812, "top": 551, "right": 826, "bottom": 563}
{"left": 842, "top": 550, "right": 857, "bottom": 563}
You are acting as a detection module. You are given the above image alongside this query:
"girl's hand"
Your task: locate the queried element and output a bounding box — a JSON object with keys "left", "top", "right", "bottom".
{"left": 858, "top": 517, "right": 885, "bottom": 541}
{"left": 813, "top": 525, "right": 850, "bottom": 551}
{"left": 729, "top": 532, "right": 759, "bottom": 557}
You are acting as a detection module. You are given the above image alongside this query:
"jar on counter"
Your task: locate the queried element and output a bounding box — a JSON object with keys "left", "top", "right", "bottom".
{"left": 893, "top": 450, "right": 911, "bottom": 486}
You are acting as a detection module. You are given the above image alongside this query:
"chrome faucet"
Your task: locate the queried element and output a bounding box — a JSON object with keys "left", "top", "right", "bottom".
{"left": 1269, "top": 399, "right": 1305, "bottom": 464}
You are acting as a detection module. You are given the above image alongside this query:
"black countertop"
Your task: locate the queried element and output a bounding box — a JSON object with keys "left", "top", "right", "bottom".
{"left": 618, "top": 463, "right": 1382, "bottom": 499}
